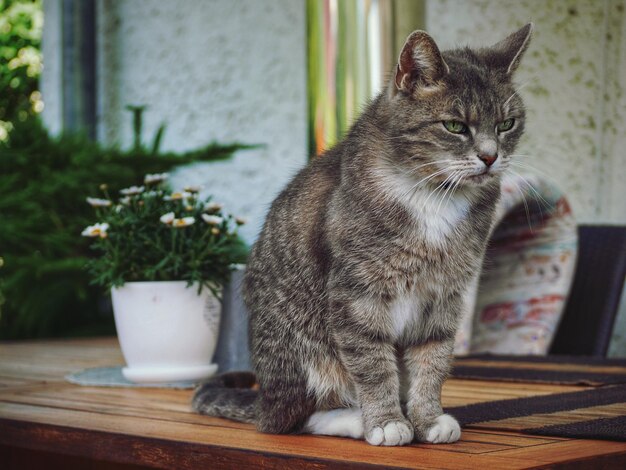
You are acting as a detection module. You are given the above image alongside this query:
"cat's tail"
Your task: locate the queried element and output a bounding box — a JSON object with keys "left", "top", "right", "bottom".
{"left": 191, "top": 371, "right": 258, "bottom": 423}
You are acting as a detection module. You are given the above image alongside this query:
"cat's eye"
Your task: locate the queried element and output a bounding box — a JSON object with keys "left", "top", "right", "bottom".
{"left": 442, "top": 121, "right": 468, "bottom": 134}
{"left": 497, "top": 118, "right": 515, "bottom": 133}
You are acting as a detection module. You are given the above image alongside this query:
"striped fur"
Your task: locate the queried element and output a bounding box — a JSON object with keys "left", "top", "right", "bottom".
{"left": 193, "top": 24, "right": 533, "bottom": 446}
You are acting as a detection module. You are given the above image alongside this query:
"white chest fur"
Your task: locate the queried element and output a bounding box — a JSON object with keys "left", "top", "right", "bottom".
{"left": 411, "top": 186, "right": 473, "bottom": 245}
{"left": 389, "top": 290, "right": 422, "bottom": 339}
{"left": 375, "top": 163, "right": 477, "bottom": 246}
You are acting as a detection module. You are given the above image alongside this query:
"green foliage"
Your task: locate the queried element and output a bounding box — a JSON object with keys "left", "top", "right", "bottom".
{"left": 0, "top": 0, "right": 43, "bottom": 139}
{"left": 0, "top": 118, "right": 254, "bottom": 339}
{"left": 84, "top": 182, "right": 247, "bottom": 295}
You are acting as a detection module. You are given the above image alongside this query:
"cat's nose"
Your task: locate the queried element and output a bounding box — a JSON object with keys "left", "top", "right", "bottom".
{"left": 478, "top": 153, "right": 497, "bottom": 167}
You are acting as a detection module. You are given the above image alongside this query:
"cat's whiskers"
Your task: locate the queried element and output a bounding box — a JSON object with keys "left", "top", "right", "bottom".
{"left": 374, "top": 157, "right": 432, "bottom": 191}
{"left": 378, "top": 158, "right": 426, "bottom": 182}
{"left": 508, "top": 158, "right": 563, "bottom": 189}
{"left": 506, "top": 177, "right": 534, "bottom": 232}
{"left": 433, "top": 170, "right": 463, "bottom": 218}
{"left": 406, "top": 157, "right": 456, "bottom": 168}
{"left": 399, "top": 167, "right": 450, "bottom": 200}
{"left": 418, "top": 169, "right": 461, "bottom": 212}
{"left": 507, "top": 167, "right": 553, "bottom": 210}
{"left": 400, "top": 173, "right": 447, "bottom": 201}
{"left": 400, "top": 158, "right": 478, "bottom": 205}
{"left": 507, "top": 169, "right": 554, "bottom": 228}
{"left": 507, "top": 148, "right": 564, "bottom": 174}
{"left": 405, "top": 161, "right": 462, "bottom": 181}
{"left": 439, "top": 171, "right": 467, "bottom": 219}
{"left": 503, "top": 78, "right": 533, "bottom": 109}
{"left": 442, "top": 170, "right": 469, "bottom": 215}
{"left": 406, "top": 171, "right": 451, "bottom": 205}
{"left": 407, "top": 160, "right": 452, "bottom": 173}
{"left": 418, "top": 179, "right": 448, "bottom": 213}
{"left": 449, "top": 171, "right": 465, "bottom": 200}
{"left": 377, "top": 157, "right": 456, "bottom": 183}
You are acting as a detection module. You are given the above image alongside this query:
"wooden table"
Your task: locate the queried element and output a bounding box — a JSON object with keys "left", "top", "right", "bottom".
{"left": 1, "top": 338, "right": 625, "bottom": 469}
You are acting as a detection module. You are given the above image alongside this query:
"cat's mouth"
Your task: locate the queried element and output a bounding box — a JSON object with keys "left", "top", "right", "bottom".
{"left": 466, "top": 170, "right": 494, "bottom": 184}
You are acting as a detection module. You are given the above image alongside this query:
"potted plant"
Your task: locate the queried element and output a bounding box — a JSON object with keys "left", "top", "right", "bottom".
{"left": 82, "top": 173, "right": 247, "bottom": 383}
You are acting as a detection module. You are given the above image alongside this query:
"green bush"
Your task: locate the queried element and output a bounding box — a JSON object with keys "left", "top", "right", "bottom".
{"left": 0, "top": 0, "right": 43, "bottom": 139}
{"left": 0, "top": 118, "right": 253, "bottom": 339}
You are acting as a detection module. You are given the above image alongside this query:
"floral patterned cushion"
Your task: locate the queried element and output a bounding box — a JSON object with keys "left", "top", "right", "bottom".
{"left": 454, "top": 173, "right": 578, "bottom": 355}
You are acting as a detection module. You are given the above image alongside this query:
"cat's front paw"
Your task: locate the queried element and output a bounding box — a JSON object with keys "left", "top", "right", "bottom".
{"left": 419, "top": 414, "right": 461, "bottom": 444}
{"left": 365, "top": 418, "right": 414, "bottom": 446}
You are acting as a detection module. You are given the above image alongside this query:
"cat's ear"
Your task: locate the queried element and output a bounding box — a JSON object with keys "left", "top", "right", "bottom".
{"left": 489, "top": 23, "right": 533, "bottom": 74}
{"left": 394, "top": 31, "right": 449, "bottom": 93}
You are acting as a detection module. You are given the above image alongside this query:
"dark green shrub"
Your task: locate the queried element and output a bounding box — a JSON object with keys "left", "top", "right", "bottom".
{"left": 0, "top": 0, "right": 43, "bottom": 139}
{"left": 0, "top": 118, "right": 253, "bottom": 339}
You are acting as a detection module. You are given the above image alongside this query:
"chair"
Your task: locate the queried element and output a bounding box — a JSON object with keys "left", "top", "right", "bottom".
{"left": 549, "top": 225, "right": 626, "bottom": 357}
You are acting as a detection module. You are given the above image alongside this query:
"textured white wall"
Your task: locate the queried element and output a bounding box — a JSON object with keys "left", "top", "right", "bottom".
{"left": 41, "top": 0, "right": 63, "bottom": 136}
{"left": 96, "top": 0, "right": 308, "bottom": 243}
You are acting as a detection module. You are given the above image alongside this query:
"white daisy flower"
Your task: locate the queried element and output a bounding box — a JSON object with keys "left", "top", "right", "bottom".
{"left": 184, "top": 185, "right": 202, "bottom": 193}
{"left": 163, "top": 191, "right": 192, "bottom": 201}
{"left": 172, "top": 217, "right": 195, "bottom": 228}
{"left": 201, "top": 214, "right": 223, "bottom": 225}
{"left": 120, "top": 185, "right": 145, "bottom": 196}
{"left": 204, "top": 202, "right": 223, "bottom": 212}
{"left": 144, "top": 173, "right": 169, "bottom": 184}
{"left": 81, "top": 223, "right": 109, "bottom": 238}
{"left": 159, "top": 212, "right": 175, "bottom": 225}
{"left": 119, "top": 196, "right": 131, "bottom": 205}
{"left": 86, "top": 197, "right": 112, "bottom": 207}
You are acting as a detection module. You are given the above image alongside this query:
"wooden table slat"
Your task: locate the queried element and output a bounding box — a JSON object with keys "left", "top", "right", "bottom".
{"left": 1, "top": 338, "right": 625, "bottom": 469}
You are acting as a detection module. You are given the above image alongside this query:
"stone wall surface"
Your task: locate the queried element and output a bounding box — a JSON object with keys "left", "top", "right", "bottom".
{"left": 96, "top": 0, "right": 307, "bottom": 243}
{"left": 41, "top": 0, "right": 63, "bottom": 136}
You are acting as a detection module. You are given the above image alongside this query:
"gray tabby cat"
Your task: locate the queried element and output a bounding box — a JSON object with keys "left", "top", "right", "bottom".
{"left": 193, "top": 24, "right": 533, "bottom": 446}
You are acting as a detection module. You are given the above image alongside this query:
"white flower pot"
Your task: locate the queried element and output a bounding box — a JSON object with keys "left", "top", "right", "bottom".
{"left": 111, "top": 281, "right": 221, "bottom": 383}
